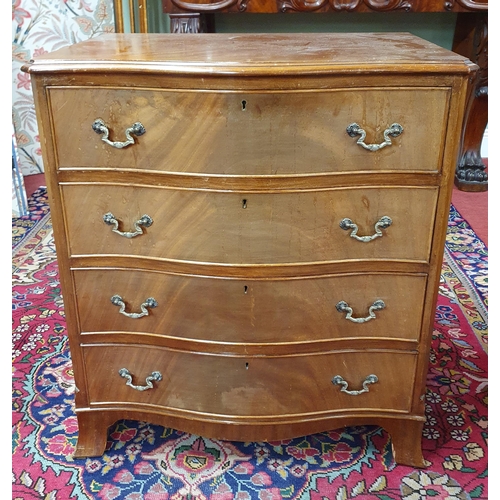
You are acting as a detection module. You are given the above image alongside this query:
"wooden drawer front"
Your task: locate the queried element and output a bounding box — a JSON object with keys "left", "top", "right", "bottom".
{"left": 83, "top": 344, "right": 417, "bottom": 415}
{"left": 49, "top": 87, "right": 449, "bottom": 174}
{"left": 62, "top": 184, "right": 437, "bottom": 264}
{"left": 74, "top": 269, "right": 427, "bottom": 343}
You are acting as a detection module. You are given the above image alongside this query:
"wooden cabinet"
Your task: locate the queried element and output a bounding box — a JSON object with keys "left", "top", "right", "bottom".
{"left": 24, "top": 32, "right": 476, "bottom": 467}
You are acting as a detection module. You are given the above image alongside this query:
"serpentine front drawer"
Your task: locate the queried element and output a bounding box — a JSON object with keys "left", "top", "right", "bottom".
{"left": 48, "top": 87, "right": 450, "bottom": 175}
{"left": 83, "top": 344, "right": 418, "bottom": 416}
{"left": 61, "top": 183, "right": 438, "bottom": 264}
{"left": 73, "top": 268, "right": 427, "bottom": 344}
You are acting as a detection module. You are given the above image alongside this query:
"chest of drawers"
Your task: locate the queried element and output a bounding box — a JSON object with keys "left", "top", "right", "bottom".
{"left": 24, "top": 32, "right": 475, "bottom": 467}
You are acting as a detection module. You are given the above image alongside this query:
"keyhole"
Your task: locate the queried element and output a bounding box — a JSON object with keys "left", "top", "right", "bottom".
{"left": 242, "top": 100, "right": 247, "bottom": 111}
{"left": 245, "top": 362, "right": 249, "bottom": 370}
{"left": 244, "top": 285, "right": 248, "bottom": 294}
{"left": 242, "top": 199, "right": 247, "bottom": 209}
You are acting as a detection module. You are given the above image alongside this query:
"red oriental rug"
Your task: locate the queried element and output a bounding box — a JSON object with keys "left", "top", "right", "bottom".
{"left": 12, "top": 189, "right": 487, "bottom": 500}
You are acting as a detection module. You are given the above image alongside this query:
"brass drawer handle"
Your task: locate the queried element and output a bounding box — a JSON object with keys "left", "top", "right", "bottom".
{"left": 339, "top": 216, "right": 392, "bottom": 242}
{"left": 92, "top": 118, "right": 146, "bottom": 149}
{"left": 346, "top": 122, "right": 403, "bottom": 151}
{"left": 103, "top": 212, "right": 153, "bottom": 239}
{"left": 118, "top": 368, "right": 162, "bottom": 391}
{"left": 111, "top": 295, "right": 158, "bottom": 319}
{"left": 336, "top": 299, "right": 385, "bottom": 323}
{"left": 332, "top": 374, "right": 378, "bottom": 396}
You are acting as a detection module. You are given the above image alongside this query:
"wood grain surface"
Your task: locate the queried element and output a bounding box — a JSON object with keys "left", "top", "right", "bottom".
{"left": 49, "top": 86, "right": 449, "bottom": 174}
{"left": 73, "top": 268, "right": 427, "bottom": 343}
{"left": 61, "top": 183, "right": 438, "bottom": 264}
{"left": 24, "top": 33, "right": 475, "bottom": 75}
{"left": 82, "top": 344, "right": 418, "bottom": 416}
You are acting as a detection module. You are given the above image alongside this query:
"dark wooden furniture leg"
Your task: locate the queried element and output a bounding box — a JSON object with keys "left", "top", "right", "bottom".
{"left": 453, "top": 13, "right": 488, "bottom": 192}
{"left": 169, "top": 13, "right": 214, "bottom": 33}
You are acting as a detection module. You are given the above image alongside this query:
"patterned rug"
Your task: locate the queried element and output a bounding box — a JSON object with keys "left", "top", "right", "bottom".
{"left": 12, "top": 189, "right": 488, "bottom": 500}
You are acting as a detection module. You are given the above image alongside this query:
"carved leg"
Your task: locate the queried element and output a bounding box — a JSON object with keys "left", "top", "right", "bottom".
{"left": 384, "top": 419, "right": 426, "bottom": 468}
{"left": 453, "top": 13, "right": 488, "bottom": 192}
{"left": 169, "top": 13, "right": 214, "bottom": 33}
{"left": 73, "top": 411, "right": 115, "bottom": 458}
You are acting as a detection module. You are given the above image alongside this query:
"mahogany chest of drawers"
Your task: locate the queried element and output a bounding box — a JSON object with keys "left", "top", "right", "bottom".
{"left": 24, "top": 32, "right": 475, "bottom": 467}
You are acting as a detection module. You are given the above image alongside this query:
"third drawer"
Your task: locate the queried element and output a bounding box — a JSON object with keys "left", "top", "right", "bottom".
{"left": 74, "top": 269, "right": 427, "bottom": 344}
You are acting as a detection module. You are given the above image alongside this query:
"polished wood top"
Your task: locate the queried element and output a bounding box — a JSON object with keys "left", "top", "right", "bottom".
{"left": 23, "top": 32, "right": 475, "bottom": 76}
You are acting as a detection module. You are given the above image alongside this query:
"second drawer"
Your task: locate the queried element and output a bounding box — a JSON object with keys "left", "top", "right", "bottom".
{"left": 62, "top": 184, "right": 438, "bottom": 264}
{"left": 74, "top": 269, "right": 427, "bottom": 343}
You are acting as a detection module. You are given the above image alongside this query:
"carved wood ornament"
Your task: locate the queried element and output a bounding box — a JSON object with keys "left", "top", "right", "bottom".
{"left": 332, "top": 0, "right": 413, "bottom": 11}
{"left": 454, "top": 14, "right": 488, "bottom": 189}
{"left": 280, "top": 0, "right": 415, "bottom": 12}
{"left": 171, "top": 0, "right": 248, "bottom": 11}
{"left": 166, "top": 0, "right": 486, "bottom": 13}
{"left": 445, "top": 0, "right": 487, "bottom": 10}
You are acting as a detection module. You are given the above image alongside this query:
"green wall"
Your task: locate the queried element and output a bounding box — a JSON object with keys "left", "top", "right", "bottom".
{"left": 146, "top": 8, "right": 457, "bottom": 50}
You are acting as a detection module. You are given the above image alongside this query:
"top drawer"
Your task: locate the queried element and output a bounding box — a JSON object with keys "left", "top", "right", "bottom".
{"left": 48, "top": 87, "right": 450, "bottom": 175}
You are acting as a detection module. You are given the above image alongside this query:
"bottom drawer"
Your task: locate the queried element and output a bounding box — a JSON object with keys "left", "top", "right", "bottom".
{"left": 83, "top": 344, "right": 417, "bottom": 417}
